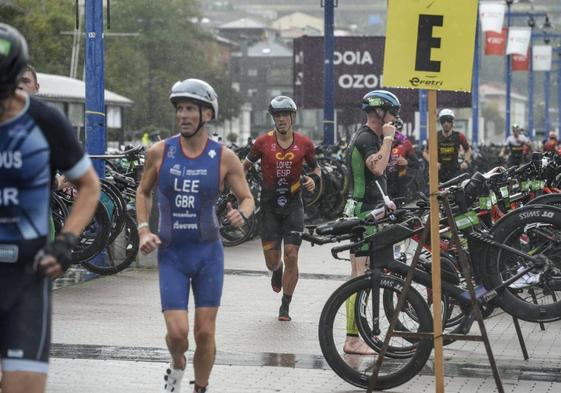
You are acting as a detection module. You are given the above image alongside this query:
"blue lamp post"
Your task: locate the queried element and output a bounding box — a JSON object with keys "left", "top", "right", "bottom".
{"left": 505, "top": 0, "right": 513, "bottom": 137}
{"left": 85, "top": 0, "right": 106, "bottom": 178}
{"left": 322, "top": 0, "right": 335, "bottom": 145}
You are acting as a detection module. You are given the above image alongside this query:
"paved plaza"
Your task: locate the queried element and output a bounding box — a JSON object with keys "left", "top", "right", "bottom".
{"left": 47, "top": 240, "right": 561, "bottom": 392}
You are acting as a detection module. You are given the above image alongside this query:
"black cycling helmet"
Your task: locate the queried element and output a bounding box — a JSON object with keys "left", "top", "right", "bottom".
{"left": 0, "top": 23, "right": 28, "bottom": 98}
{"left": 361, "top": 90, "right": 400, "bottom": 115}
{"left": 268, "top": 95, "right": 297, "bottom": 115}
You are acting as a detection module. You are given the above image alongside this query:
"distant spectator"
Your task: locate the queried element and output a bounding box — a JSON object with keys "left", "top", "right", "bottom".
{"left": 543, "top": 131, "right": 559, "bottom": 153}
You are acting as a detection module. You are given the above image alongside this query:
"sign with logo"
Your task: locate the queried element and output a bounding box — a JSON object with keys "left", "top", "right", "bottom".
{"left": 512, "top": 50, "right": 530, "bottom": 72}
{"left": 506, "top": 26, "right": 532, "bottom": 56}
{"left": 383, "top": 0, "right": 478, "bottom": 92}
{"left": 485, "top": 29, "right": 507, "bottom": 56}
{"left": 293, "top": 36, "right": 471, "bottom": 110}
{"left": 479, "top": 2, "right": 506, "bottom": 33}
{"left": 532, "top": 45, "right": 552, "bottom": 72}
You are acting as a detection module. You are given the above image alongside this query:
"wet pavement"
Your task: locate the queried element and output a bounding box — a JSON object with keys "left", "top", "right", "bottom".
{"left": 47, "top": 239, "right": 561, "bottom": 392}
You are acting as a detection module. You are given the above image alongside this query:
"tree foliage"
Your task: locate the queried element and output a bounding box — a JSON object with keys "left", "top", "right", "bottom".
{"left": 0, "top": 0, "right": 240, "bottom": 135}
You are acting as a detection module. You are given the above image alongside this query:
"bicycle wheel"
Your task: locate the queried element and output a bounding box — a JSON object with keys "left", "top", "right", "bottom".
{"left": 318, "top": 274, "right": 433, "bottom": 390}
{"left": 484, "top": 204, "right": 561, "bottom": 322}
{"left": 527, "top": 192, "right": 561, "bottom": 208}
{"left": 216, "top": 191, "right": 255, "bottom": 247}
{"left": 71, "top": 202, "right": 112, "bottom": 263}
{"left": 81, "top": 214, "right": 139, "bottom": 275}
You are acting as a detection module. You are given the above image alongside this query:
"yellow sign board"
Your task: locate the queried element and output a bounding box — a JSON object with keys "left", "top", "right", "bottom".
{"left": 383, "top": 0, "right": 478, "bottom": 92}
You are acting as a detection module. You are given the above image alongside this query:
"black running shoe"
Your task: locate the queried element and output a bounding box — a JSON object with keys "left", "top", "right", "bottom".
{"left": 278, "top": 303, "right": 291, "bottom": 321}
{"left": 271, "top": 263, "right": 283, "bottom": 293}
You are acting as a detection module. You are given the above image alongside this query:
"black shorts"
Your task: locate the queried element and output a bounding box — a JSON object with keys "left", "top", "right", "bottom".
{"left": 439, "top": 166, "right": 461, "bottom": 183}
{"left": 260, "top": 204, "right": 304, "bottom": 249}
{"left": 0, "top": 266, "right": 51, "bottom": 373}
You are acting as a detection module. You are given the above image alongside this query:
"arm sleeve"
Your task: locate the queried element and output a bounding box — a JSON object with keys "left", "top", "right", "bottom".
{"left": 459, "top": 133, "right": 470, "bottom": 150}
{"left": 355, "top": 132, "right": 380, "bottom": 161}
{"left": 35, "top": 101, "right": 91, "bottom": 180}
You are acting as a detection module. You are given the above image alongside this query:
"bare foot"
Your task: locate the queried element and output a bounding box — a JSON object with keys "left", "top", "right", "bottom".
{"left": 343, "top": 336, "right": 376, "bottom": 355}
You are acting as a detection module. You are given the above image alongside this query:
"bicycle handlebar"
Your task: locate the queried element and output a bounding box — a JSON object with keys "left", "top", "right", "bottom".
{"left": 438, "top": 172, "right": 470, "bottom": 189}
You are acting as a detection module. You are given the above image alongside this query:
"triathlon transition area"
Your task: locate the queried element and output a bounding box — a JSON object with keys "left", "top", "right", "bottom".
{"left": 47, "top": 239, "right": 561, "bottom": 393}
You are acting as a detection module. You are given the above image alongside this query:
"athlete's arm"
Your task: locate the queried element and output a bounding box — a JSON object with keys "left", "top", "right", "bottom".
{"left": 364, "top": 123, "right": 395, "bottom": 176}
{"left": 303, "top": 138, "right": 321, "bottom": 191}
{"left": 39, "top": 167, "right": 100, "bottom": 278}
{"left": 136, "top": 141, "right": 164, "bottom": 254}
{"left": 223, "top": 148, "right": 255, "bottom": 228}
{"left": 459, "top": 133, "right": 472, "bottom": 167}
{"left": 243, "top": 137, "right": 262, "bottom": 174}
{"left": 61, "top": 168, "right": 100, "bottom": 236}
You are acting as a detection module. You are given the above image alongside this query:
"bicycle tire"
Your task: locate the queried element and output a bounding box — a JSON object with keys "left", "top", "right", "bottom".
{"left": 81, "top": 214, "right": 139, "bottom": 275}
{"left": 484, "top": 204, "right": 561, "bottom": 322}
{"left": 72, "top": 202, "right": 112, "bottom": 263}
{"left": 318, "top": 274, "right": 433, "bottom": 390}
{"left": 527, "top": 192, "right": 561, "bottom": 208}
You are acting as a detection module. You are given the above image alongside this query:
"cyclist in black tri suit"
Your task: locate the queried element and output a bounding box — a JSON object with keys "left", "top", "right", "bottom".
{"left": 423, "top": 108, "right": 472, "bottom": 183}
{"left": 342, "top": 90, "right": 400, "bottom": 354}
{"left": 0, "top": 24, "right": 100, "bottom": 393}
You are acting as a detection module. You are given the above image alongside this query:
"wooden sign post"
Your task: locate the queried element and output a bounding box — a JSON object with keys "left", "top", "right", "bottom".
{"left": 383, "top": 1, "right": 478, "bottom": 391}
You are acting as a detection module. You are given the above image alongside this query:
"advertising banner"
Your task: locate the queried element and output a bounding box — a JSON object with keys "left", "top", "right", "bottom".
{"left": 293, "top": 36, "right": 471, "bottom": 109}
{"left": 506, "top": 26, "right": 532, "bottom": 56}
{"left": 484, "top": 29, "right": 507, "bottom": 56}
{"left": 532, "top": 45, "right": 552, "bottom": 71}
{"left": 479, "top": 2, "right": 506, "bottom": 33}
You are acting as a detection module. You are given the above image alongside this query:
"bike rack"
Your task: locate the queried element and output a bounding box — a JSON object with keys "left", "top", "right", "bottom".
{"left": 367, "top": 193, "right": 505, "bottom": 393}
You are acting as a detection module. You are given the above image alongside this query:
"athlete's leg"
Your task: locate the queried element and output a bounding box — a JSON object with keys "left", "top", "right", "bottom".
{"left": 158, "top": 247, "right": 191, "bottom": 385}
{"left": 1, "top": 275, "right": 51, "bottom": 393}
{"left": 343, "top": 253, "right": 375, "bottom": 355}
{"left": 260, "top": 208, "right": 284, "bottom": 292}
{"left": 1, "top": 371, "right": 46, "bottom": 393}
{"left": 282, "top": 243, "right": 299, "bottom": 296}
{"left": 278, "top": 207, "right": 304, "bottom": 321}
{"left": 163, "top": 310, "right": 189, "bottom": 370}
{"left": 192, "top": 307, "right": 218, "bottom": 390}
{"left": 344, "top": 202, "right": 376, "bottom": 354}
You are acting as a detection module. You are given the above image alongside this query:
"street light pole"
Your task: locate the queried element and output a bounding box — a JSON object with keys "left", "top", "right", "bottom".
{"left": 472, "top": 14, "right": 480, "bottom": 144}
{"left": 322, "top": 0, "right": 335, "bottom": 145}
{"left": 85, "top": 0, "right": 105, "bottom": 178}
{"left": 505, "top": 0, "right": 513, "bottom": 137}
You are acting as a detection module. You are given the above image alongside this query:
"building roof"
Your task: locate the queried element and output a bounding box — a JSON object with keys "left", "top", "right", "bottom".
{"left": 272, "top": 12, "right": 323, "bottom": 32}
{"left": 218, "top": 17, "right": 267, "bottom": 30}
{"left": 245, "top": 39, "right": 292, "bottom": 57}
{"left": 36, "top": 73, "right": 134, "bottom": 107}
{"left": 480, "top": 83, "right": 527, "bottom": 102}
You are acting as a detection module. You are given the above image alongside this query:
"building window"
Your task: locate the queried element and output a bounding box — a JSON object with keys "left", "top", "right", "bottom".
{"left": 247, "top": 69, "right": 258, "bottom": 77}
{"left": 248, "top": 88, "right": 258, "bottom": 97}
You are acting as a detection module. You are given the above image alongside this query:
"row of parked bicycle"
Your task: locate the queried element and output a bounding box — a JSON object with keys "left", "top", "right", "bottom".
{"left": 53, "top": 141, "right": 559, "bottom": 279}
{"left": 51, "top": 138, "right": 561, "bottom": 389}
{"left": 301, "top": 150, "right": 561, "bottom": 389}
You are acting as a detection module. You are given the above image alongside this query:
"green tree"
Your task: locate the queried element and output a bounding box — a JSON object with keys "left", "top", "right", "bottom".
{"left": 0, "top": 0, "right": 74, "bottom": 75}
{"left": 1, "top": 0, "right": 241, "bottom": 136}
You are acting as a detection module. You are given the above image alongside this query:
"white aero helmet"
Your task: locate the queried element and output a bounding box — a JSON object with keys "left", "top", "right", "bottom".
{"left": 268, "top": 95, "right": 297, "bottom": 115}
{"left": 169, "top": 78, "right": 218, "bottom": 119}
{"left": 438, "top": 108, "right": 455, "bottom": 122}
